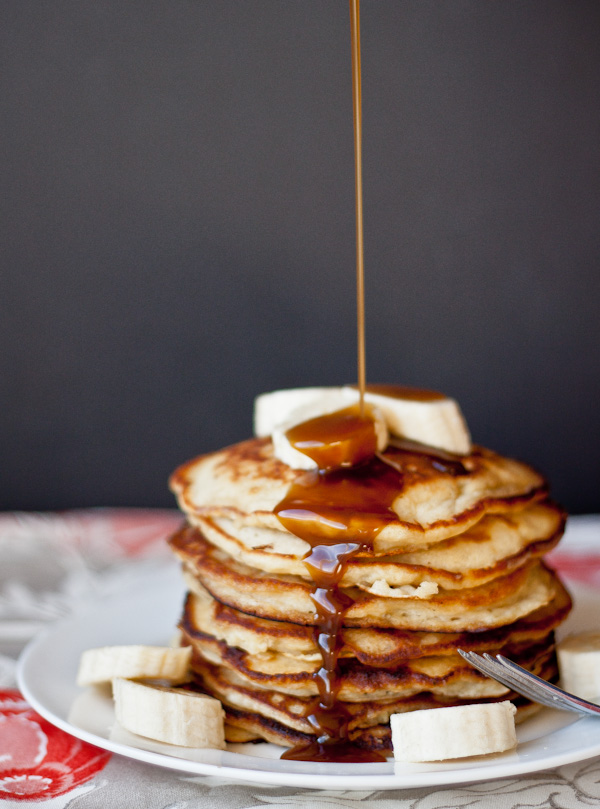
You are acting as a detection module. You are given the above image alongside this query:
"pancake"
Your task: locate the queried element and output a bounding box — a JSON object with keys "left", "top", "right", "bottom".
{"left": 178, "top": 578, "right": 572, "bottom": 666}
{"left": 170, "top": 526, "right": 559, "bottom": 631}
{"left": 180, "top": 500, "right": 565, "bottom": 589}
{"left": 181, "top": 614, "right": 556, "bottom": 701}
{"left": 188, "top": 643, "right": 514, "bottom": 700}
{"left": 170, "top": 437, "right": 548, "bottom": 552}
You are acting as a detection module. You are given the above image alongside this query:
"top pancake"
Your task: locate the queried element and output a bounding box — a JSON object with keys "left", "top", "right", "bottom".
{"left": 170, "top": 437, "right": 547, "bottom": 552}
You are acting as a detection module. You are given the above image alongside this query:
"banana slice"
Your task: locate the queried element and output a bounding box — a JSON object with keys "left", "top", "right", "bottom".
{"left": 391, "top": 701, "right": 517, "bottom": 762}
{"left": 557, "top": 632, "right": 600, "bottom": 702}
{"left": 254, "top": 387, "right": 343, "bottom": 438}
{"left": 113, "top": 678, "right": 225, "bottom": 748}
{"left": 359, "top": 579, "right": 439, "bottom": 599}
{"left": 77, "top": 645, "right": 192, "bottom": 687}
{"left": 342, "top": 385, "right": 471, "bottom": 455}
{"left": 254, "top": 385, "right": 471, "bottom": 460}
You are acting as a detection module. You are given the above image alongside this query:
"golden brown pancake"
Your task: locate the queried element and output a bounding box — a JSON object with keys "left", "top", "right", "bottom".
{"left": 182, "top": 621, "right": 556, "bottom": 701}
{"left": 176, "top": 501, "right": 564, "bottom": 590}
{"left": 179, "top": 579, "right": 571, "bottom": 666}
{"left": 170, "top": 526, "right": 559, "bottom": 631}
{"left": 170, "top": 438, "right": 548, "bottom": 552}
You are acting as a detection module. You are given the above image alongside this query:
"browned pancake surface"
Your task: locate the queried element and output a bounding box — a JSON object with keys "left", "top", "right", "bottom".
{"left": 171, "top": 437, "right": 547, "bottom": 551}
{"left": 186, "top": 501, "right": 564, "bottom": 589}
{"left": 179, "top": 579, "right": 571, "bottom": 666}
{"left": 188, "top": 652, "right": 557, "bottom": 750}
{"left": 170, "top": 526, "right": 559, "bottom": 630}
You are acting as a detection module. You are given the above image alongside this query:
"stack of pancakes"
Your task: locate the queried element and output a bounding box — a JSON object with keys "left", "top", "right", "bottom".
{"left": 168, "top": 434, "right": 569, "bottom": 753}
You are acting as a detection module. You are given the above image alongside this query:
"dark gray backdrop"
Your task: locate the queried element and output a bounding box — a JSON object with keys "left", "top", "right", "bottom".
{"left": 2, "top": 1, "right": 599, "bottom": 513}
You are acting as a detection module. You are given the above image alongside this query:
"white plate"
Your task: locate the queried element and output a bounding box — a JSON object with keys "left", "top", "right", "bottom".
{"left": 17, "top": 563, "right": 600, "bottom": 791}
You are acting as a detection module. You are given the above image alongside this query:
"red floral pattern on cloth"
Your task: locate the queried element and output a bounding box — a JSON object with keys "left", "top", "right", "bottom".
{"left": 0, "top": 689, "right": 110, "bottom": 801}
{"left": 547, "top": 552, "right": 600, "bottom": 589}
{"left": 0, "top": 510, "right": 181, "bottom": 804}
{"left": 59, "top": 510, "right": 182, "bottom": 558}
{"left": 0, "top": 509, "right": 182, "bottom": 561}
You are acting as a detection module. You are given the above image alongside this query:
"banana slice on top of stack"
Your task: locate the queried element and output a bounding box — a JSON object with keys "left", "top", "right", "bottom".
{"left": 254, "top": 384, "right": 472, "bottom": 464}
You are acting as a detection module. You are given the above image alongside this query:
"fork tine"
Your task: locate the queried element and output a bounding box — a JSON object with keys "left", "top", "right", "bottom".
{"left": 457, "top": 650, "right": 529, "bottom": 697}
{"left": 480, "top": 654, "right": 578, "bottom": 712}
{"left": 458, "top": 651, "right": 560, "bottom": 710}
{"left": 457, "top": 650, "right": 509, "bottom": 684}
{"left": 458, "top": 650, "right": 600, "bottom": 715}
{"left": 494, "top": 654, "right": 600, "bottom": 715}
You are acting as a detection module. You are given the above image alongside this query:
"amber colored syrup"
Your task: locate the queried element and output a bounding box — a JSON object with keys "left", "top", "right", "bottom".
{"left": 284, "top": 405, "right": 378, "bottom": 470}
{"left": 276, "top": 407, "right": 401, "bottom": 761}
{"left": 276, "top": 431, "right": 469, "bottom": 762}
{"left": 350, "top": 0, "right": 366, "bottom": 416}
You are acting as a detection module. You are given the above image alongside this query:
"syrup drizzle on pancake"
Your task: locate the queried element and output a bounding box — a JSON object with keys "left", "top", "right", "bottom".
{"left": 284, "top": 405, "right": 378, "bottom": 470}
{"left": 280, "top": 4, "right": 378, "bottom": 761}
{"left": 276, "top": 411, "right": 393, "bottom": 761}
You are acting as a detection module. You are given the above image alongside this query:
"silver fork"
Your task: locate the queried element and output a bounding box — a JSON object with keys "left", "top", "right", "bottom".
{"left": 458, "top": 650, "right": 600, "bottom": 716}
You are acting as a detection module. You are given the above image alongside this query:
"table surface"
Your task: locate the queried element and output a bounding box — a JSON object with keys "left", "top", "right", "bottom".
{"left": 1, "top": 508, "right": 600, "bottom": 809}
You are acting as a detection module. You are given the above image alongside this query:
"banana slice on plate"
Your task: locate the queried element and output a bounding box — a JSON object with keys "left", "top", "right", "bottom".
{"left": 557, "top": 632, "right": 600, "bottom": 702}
{"left": 391, "top": 701, "right": 517, "bottom": 762}
{"left": 76, "top": 645, "right": 192, "bottom": 686}
{"left": 113, "top": 678, "right": 225, "bottom": 749}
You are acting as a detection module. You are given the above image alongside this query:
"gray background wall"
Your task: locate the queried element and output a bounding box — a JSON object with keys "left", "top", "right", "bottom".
{"left": 2, "top": 1, "right": 599, "bottom": 513}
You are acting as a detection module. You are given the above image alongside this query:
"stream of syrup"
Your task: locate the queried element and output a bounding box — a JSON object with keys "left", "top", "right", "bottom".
{"left": 350, "top": 0, "right": 366, "bottom": 416}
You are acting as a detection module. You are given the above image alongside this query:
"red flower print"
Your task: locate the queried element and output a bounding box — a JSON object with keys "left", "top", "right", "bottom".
{"left": 0, "top": 689, "right": 110, "bottom": 800}
{"left": 548, "top": 551, "right": 600, "bottom": 588}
